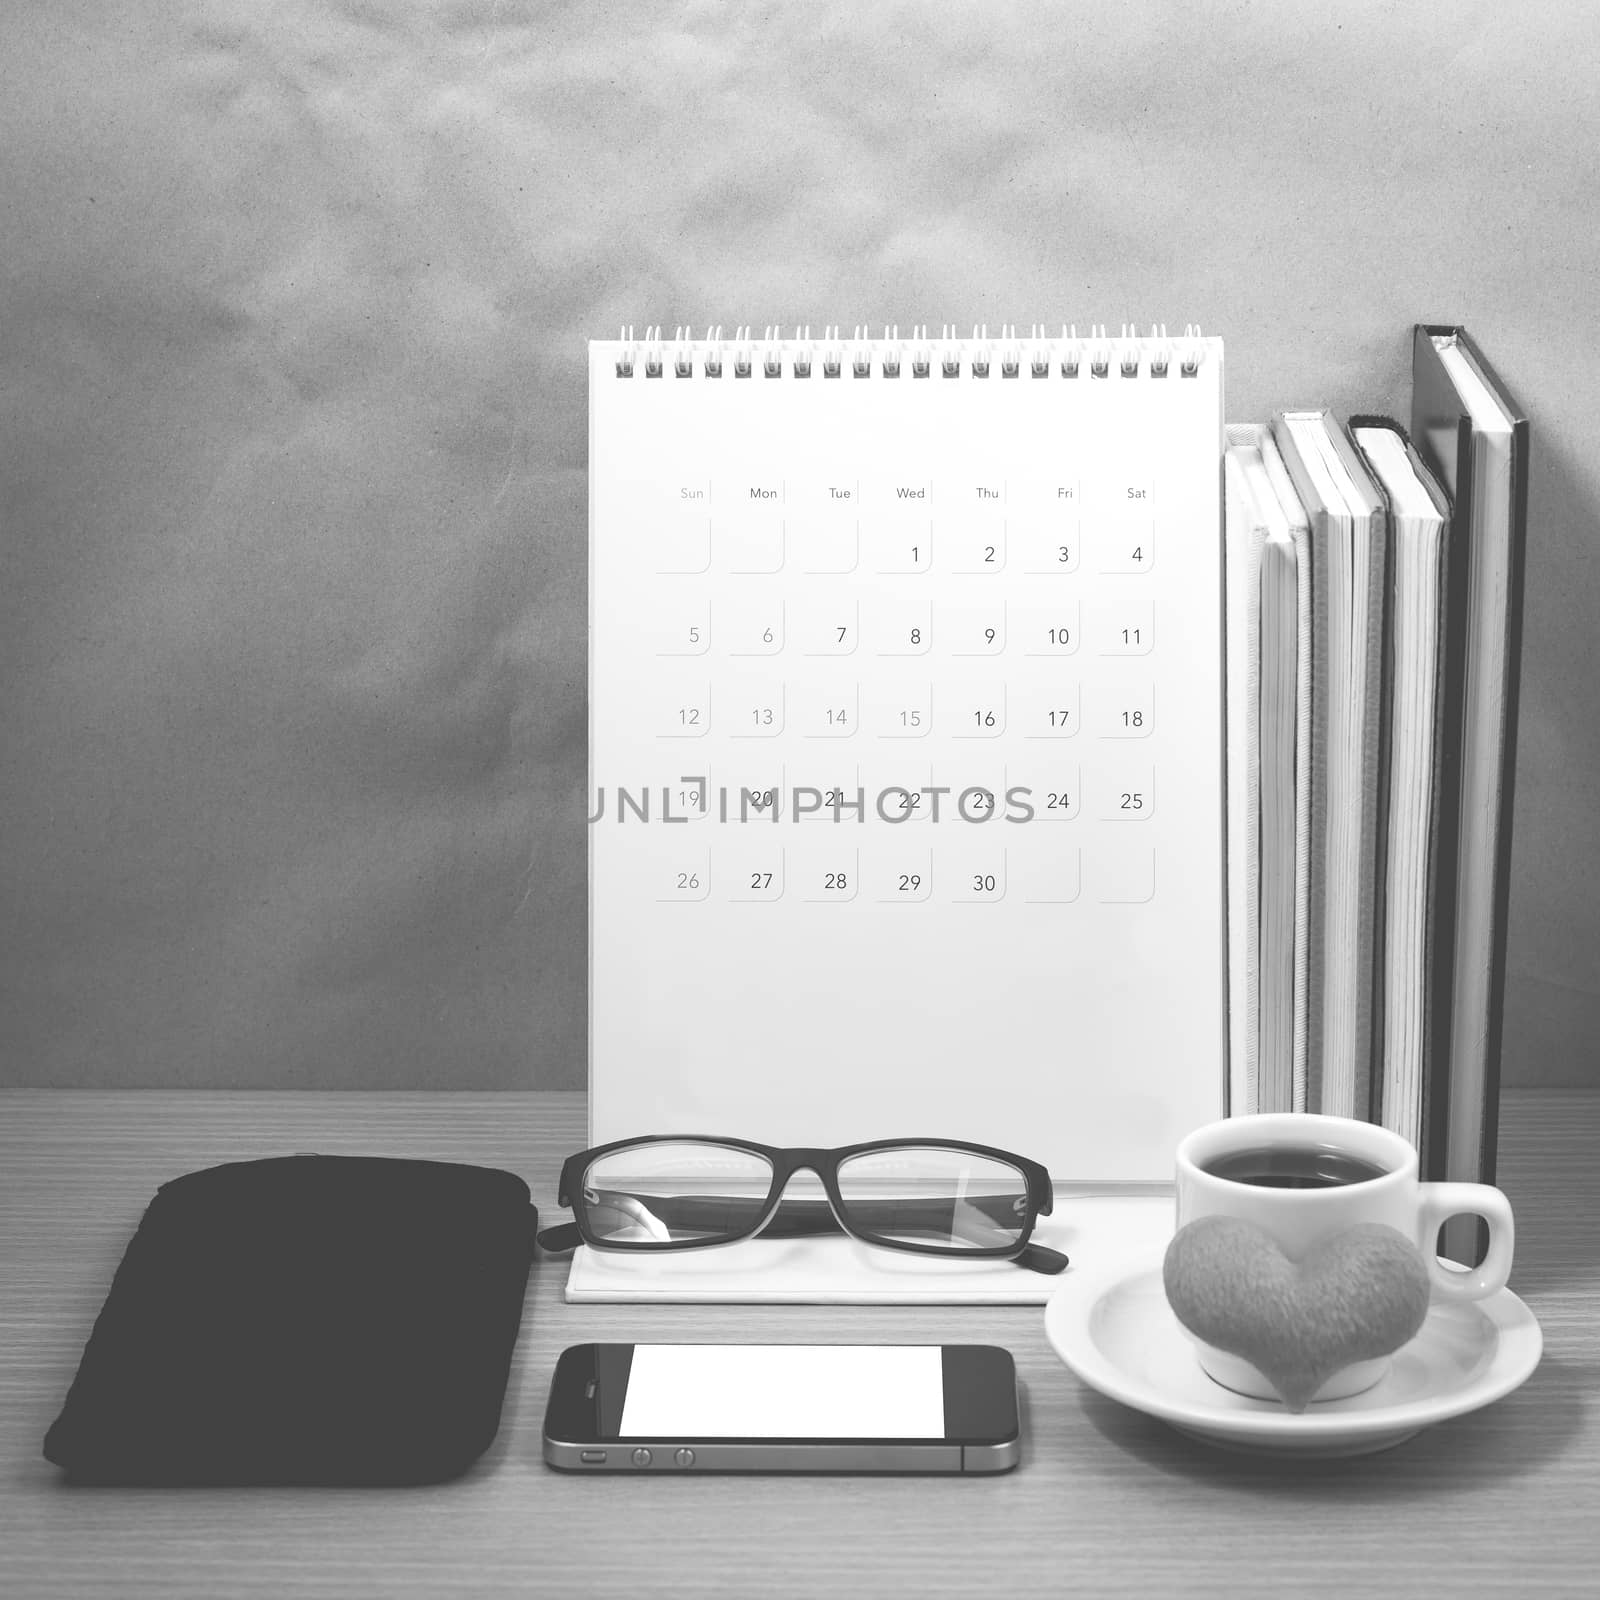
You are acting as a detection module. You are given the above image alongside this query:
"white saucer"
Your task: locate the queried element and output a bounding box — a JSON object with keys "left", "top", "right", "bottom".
{"left": 1044, "top": 1260, "right": 1543, "bottom": 1457}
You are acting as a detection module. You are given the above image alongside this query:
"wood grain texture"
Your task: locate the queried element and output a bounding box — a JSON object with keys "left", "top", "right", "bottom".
{"left": 1, "top": 1089, "right": 1595, "bottom": 1599}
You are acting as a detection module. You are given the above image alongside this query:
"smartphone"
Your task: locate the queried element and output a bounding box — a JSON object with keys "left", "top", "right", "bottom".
{"left": 543, "top": 1342, "right": 1019, "bottom": 1474}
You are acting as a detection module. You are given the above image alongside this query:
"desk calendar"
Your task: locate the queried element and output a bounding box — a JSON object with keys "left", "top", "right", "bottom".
{"left": 588, "top": 327, "right": 1225, "bottom": 1181}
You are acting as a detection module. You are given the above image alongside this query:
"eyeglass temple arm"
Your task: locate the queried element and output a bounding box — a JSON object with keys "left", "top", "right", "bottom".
{"left": 538, "top": 1190, "right": 675, "bottom": 1253}
{"left": 1014, "top": 1241, "right": 1069, "bottom": 1274}
{"left": 536, "top": 1192, "right": 1070, "bottom": 1273}
{"left": 537, "top": 1194, "right": 848, "bottom": 1254}
{"left": 537, "top": 1220, "right": 584, "bottom": 1252}
{"left": 549, "top": 1191, "right": 1007, "bottom": 1242}
{"left": 630, "top": 1191, "right": 1048, "bottom": 1244}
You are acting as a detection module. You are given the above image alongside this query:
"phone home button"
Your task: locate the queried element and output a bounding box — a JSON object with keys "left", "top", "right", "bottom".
{"left": 631, "top": 1448, "right": 653, "bottom": 1467}
{"left": 674, "top": 1448, "right": 695, "bottom": 1468}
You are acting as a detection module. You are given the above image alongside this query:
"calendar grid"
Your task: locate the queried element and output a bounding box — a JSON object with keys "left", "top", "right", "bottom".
{"left": 589, "top": 333, "right": 1227, "bottom": 1181}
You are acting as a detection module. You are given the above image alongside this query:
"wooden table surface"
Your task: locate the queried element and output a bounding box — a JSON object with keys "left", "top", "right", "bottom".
{"left": 2, "top": 1088, "right": 1597, "bottom": 1598}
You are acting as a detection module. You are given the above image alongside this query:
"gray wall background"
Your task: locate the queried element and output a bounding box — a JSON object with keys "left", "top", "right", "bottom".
{"left": 3, "top": 1, "right": 1596, "bottom": 1089}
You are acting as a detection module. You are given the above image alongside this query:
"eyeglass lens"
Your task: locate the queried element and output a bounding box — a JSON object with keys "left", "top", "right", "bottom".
{"left": 579, "top": 1142, "right": 1030, "bottom": 1252}
{"left": 582, "top": 1141, "right": 774, "bottom": 1244}
{"left": 835, "top": 1148, "right": 1030, "bottom": 1251}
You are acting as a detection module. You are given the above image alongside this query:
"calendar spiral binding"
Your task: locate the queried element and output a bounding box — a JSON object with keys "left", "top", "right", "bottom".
{"left": 612, "top": 324, "right": 1211, "bottom": 382}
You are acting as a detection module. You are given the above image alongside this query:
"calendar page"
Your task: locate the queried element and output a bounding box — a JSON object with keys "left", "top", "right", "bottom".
{"left": 588, "top": 329, "right": 1225, "bottom": 1181}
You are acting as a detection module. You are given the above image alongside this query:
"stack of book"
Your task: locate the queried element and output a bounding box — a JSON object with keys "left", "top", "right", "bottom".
{"left": 1225, "top": 326, "right": 1529, "bottom": 1257}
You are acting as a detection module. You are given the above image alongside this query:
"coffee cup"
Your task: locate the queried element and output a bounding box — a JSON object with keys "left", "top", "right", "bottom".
{"left": 1174, "top": 1113, "right": 1514, "bottom": 1401}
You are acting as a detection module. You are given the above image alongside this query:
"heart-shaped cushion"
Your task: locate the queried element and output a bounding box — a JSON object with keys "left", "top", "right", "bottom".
{"left": 1162, "top": 1216, "right": 1432, "bottom": 1411}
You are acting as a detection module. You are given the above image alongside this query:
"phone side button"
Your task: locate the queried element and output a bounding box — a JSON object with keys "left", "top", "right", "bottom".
{"left": 674, "top": 1449, "right": 696, "bottom": 1468}
{"left": 580, "top": 1451, "right": 608, "bottom": 1465}
{"left": 631, "top": 1448, "right": 653, "bottom": 1467}
{"left": 962, "top": 1439, "right": 1020, "bottom": 1473}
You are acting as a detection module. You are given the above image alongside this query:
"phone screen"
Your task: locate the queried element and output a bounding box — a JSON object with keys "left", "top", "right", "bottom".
{"left": 618, "top": 1344, "right": 945, "bottom": 1439}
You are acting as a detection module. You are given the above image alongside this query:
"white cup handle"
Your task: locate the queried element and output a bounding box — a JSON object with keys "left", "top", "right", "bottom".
{"left": 1416, "top": 1182, "right": 1514, "bottom": 1301}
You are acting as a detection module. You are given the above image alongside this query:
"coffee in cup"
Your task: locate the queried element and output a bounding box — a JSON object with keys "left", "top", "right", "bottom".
{"left": 1174, "top": 1113, "right": 1515, "bottom": 1401}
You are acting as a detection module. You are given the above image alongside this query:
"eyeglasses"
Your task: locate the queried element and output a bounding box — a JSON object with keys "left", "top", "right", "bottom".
{"left": 535, "top": 1136, "right": 1068, "bottom": 1275}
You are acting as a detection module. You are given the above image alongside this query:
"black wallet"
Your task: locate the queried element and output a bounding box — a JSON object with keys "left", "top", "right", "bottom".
{"left": 43, "top": 1155, "right": 537, "bottom": 1485}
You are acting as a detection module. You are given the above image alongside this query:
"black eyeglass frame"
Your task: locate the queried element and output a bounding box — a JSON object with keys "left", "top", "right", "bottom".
{"left": 544, "top": 1133, "right": 1060, "bottom": 1268}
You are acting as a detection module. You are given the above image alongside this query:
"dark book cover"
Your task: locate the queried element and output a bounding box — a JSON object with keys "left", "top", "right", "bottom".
{"left": 1410, "top": 325, "right": 1531, "bottom": 1260}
